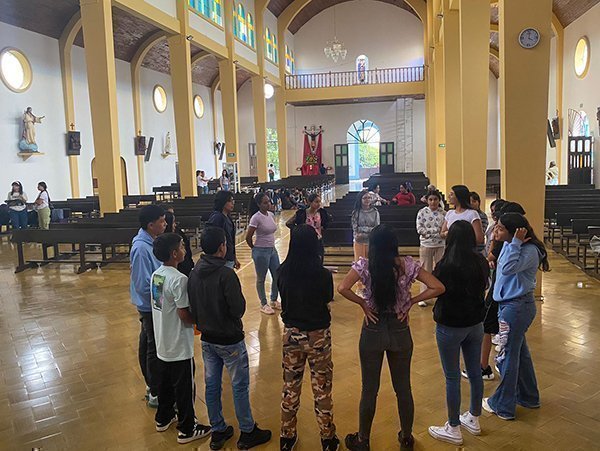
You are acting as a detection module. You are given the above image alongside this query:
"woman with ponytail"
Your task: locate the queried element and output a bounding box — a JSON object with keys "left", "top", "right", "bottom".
{"left": 483, "top": 212, "right": 549, "bottom": 420}
{"left": 34, "top": 182, "right": 51, "bottom": 229}
{"left": 246, "top": 192, "right": 280, "bottom": 315}
{"left": 338, "top": 225, "right": 445, "bottom": 451}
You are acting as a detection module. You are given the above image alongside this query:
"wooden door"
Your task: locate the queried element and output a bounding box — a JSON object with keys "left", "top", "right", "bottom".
{"left": 379, "top": 142, "right": 395, "bottom": 174}
{"left": 334, "top": 144, "right": 349, "bottom": 184}
{"left": 568, "top": 137, "right": 593, "bottom": 185}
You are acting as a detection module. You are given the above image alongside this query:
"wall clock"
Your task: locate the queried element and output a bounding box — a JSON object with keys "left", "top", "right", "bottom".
{"left": 518, "top": 28, "right": 541, "bottom": 49}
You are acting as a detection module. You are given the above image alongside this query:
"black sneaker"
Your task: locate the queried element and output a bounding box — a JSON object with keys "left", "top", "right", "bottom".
{"left": 237, "top": 424, "right": 272, "bottom": 449}
{"left": 461, "top": 366, "right": 495, "bottom": 381}
{"left": 156, "top": 415, "right": 177, "bottom": 432}
{"left": 398, "top": 432, "right": 415, "bottom": 451}
{"left": 280, "top": 435, "right": 298, "bottom": 450}
{"left": 177, "top": 423, "right": 211, "bottom": 444}
{"left": 211, "top": 425, "right": 234, "bottom": 450}
{"left": 345, "top": 432, "right": 370, "bottom": 451}
{"left": 321, "top": 435, "right": 340, "bottom": 451}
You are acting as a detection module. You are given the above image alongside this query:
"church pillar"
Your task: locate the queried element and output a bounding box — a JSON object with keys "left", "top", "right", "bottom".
{"left": 459, "top": 0, "right": 489, "bottom": 199}
{"left": 219, "top": 59, "right": 241, "bottom": 169}
{"left": 220, "top": 0, "right": 241, "bottom": 174}
{"left": 442, "top": 0, "right": 463, "bottom": 189}
{"left": 433, "top": 43, "right": 447, "bottom": 193}
{"left": 168, "top": 0, "right": 197, "bottom": 198}
{"left": 80, "top": 0, "right": 123, "bottom": 213}
{"left": 425, "top": 0, "right": 437, "bottom": 185}
{"left": 275, "top": 87, "right": 289, "bottom": 178}
{"left": 499, "top": 0, "right": 552, "bottom": 236}
{"left": 252, "top": 76, "right": 269, "bottom": 182}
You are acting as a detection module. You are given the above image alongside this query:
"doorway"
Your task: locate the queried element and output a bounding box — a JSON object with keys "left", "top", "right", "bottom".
{"left": 347, "top": 120, "right": 380, "bottom": 181}
{"left": 91, "top": 157, "right": 128, "bottom": 196}
{"left": 334, "top": 144, "right": 349, "bottom": 184}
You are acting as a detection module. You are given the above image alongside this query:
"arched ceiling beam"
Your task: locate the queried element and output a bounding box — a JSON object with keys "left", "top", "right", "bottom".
{"left": 191, "top": 50, "right": 210, "bottom": 66}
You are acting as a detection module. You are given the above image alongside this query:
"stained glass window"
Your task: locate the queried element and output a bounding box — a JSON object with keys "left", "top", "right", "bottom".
{"left": 247, "top": 12, "right": 255, "bottom": 48}
{"left": 237, "top": 4, "right": 248, "bottom": 43}
{"left": 265, "top": 27, "right": 274, "bottom": 62}
{"left": 273, "top": 33, "right": 278, "bottom": 63}
{"left": 285, "top": 45, "right": 295, "bottom": 74}
{"left": 212, "top": 0, "right": 223, "bottom": 26}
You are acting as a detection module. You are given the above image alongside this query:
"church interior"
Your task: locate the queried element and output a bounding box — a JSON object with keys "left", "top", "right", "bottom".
{"left": 1, "top": 0, "right": 600, "bottom": 449}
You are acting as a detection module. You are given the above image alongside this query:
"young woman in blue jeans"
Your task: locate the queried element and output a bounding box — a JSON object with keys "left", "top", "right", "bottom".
{"left": 483, "top": 212, "right": 549, "bottom": 420}
{"left": 246, "top": 192, "right": 281, "bottom": 315}
{"left": 338, "top": 225, "right": 445, "bottom": 451}
{"left": 428, "top": 220, "right": 489, "bottom": 445}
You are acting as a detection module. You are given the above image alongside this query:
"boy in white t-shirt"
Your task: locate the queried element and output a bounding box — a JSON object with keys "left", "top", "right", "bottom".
{"left": 151, "top": 233, "right": 211, "bottom": 444}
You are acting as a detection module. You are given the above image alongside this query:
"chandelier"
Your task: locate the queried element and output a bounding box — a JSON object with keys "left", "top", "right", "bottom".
{"left": 324, "top": 6, "right": 347, "bottom": 63}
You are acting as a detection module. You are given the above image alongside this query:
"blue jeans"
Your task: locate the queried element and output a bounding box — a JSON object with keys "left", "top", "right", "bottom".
{"left": 9, "top": 209, "right": 28, "bottom": 229}
{"left": 436, "top": 323, "right": 484, "bottom": 426}
{"left": 202, "top": 340, "right": 255, "bottom": 433}
{"left": 225, "top": 260, "right": 235, "bottom": 269}
{"left": 488, "top": 295, "right": 539, "bottom": 418}
{"left": 198, "top": 185, "right": 209, "bottom": 194}
{"left": 251, "top": 246, "right": 280, "bottom": 306}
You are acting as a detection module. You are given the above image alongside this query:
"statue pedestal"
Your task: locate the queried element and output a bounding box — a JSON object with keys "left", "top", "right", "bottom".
{"left": 18, "top": 152, "right": 44, "bottom": 161}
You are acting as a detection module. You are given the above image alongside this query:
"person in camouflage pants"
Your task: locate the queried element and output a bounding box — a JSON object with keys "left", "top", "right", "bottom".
{"left": 281, "top": 326, "right": 336, "bottom": 440}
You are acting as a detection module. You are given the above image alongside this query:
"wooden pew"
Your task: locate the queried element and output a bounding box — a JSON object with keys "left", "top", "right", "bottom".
{"left": 11, "top": 228, "right": 138, "bottom": 273}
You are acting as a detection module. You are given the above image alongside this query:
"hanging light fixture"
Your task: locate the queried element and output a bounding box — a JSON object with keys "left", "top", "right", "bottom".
{"left": 324, "top": 6, "right": 347, "bottom": 63}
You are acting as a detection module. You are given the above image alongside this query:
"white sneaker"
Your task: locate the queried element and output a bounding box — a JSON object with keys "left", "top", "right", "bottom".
{"left": 491, "top": 334, "right": 500, "bottom": 345}
{"left": 271, "top": 301, "right": 282, "bottom": 310}
{"left": 147, "top": 393, "right": 158, "bottom": 408}
{"left": 459, "top": 411, "right": 481, "bottom": 435}
{"left": 482, "top": 397, "right": 514, "bottom": 420}
{"left": 260, "top": 304, "right": 275, "bottom": 315}
{"left": 428, "top": 422, "right": 463, "bottom": 445}
{"left": 418, "top": 301, "right": 428, "bottom": 307}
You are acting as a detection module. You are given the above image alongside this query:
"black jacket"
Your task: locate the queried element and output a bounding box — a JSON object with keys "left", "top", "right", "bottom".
{"left": 188, "top": 254, "right": 246, "bottom": 345}
{"left": 176, "top": 226, "right": 194, "bottom": 276}
{"left": 206, "top": 211, "right": 236, "bottom": 261}
{"left": 288, "top": 207, "right": 330, "bottom": 230}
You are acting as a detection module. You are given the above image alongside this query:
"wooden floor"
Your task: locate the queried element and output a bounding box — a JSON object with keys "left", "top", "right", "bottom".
{"left": 1, "top": 213, "right": 600, "bottom": 450}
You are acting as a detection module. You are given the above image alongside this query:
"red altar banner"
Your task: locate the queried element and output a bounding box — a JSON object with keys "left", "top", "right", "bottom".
{"left": 301, "top": 131, "right": 322, "bottom": 175}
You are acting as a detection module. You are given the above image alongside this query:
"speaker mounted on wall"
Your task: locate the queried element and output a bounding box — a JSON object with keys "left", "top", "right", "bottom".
{"left": 144, "top": 137, "right": 154, "bottom": 162}
{"left": 66, "top": 131, "right": 81, "bottom": 156}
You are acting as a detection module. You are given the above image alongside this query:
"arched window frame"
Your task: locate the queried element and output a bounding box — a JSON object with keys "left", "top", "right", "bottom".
{"left": 247, "top": 12, "right": 255, "bottom": 48}
{"left": 237, "top": 4, "right": 248, "bottom": 43}
{"left": 212, "top": 0, "right": 223, "bottom": 26}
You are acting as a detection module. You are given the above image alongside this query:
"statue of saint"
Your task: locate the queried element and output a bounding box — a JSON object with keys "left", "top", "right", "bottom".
{"left": 19, "top": 107, "right": 45, "bottom": 152}
{"left": 165, "top": 132, "right": 172, "bottom": 154}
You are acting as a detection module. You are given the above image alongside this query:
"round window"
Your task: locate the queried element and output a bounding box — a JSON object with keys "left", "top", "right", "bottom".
{"left": 574, "top": 37, "right": 590, "bottom": 78}
{"left": 193, "top": 95, "right": 204, "bottom": 118}
{"left": 0, "top": 48, "right": 32, "bottom": 92}
{"left": 153, "top": 85, "right": 167, "bottom": 113}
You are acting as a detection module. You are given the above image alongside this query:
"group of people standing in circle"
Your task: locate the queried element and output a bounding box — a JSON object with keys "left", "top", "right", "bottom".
{"left": 131, "top": 181, "right": 549, "bottom": 450}
{"left": 242, "top": 182, "right": 548, "bottom": 449}
{"left": 6, "top": 180, "right": 51, "bottom": 229}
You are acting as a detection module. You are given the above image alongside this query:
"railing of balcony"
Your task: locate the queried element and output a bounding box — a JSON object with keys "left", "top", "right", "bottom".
{"left": 285, "top": 66, "right": 425, "bottom": 90}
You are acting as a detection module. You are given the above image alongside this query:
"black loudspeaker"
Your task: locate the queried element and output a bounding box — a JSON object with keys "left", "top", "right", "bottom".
{"left": 547, "top": 120, "right": 556, "bottom": 148}
{"left": 214, "top": 142, "right": 225, "bottom": 160}
{"left": 66, "top": 131, "right": 81, "bottom": 155}
{"left": 135, "top": 136, "right": 146, "bottom": 156}
{"left": 145, "top": 137, "right": 154, "bottom": 162}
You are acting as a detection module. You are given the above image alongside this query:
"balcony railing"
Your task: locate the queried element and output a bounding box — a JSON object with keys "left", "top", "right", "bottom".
{"left": 285, "top": 66, "right": 424, "bottom": 90}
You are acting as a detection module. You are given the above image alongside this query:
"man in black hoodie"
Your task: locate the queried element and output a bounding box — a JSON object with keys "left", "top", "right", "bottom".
{"left": 188, "top": 227, "right": 271, "bottom": 450}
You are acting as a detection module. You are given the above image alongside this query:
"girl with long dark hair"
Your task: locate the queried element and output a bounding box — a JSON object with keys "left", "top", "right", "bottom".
{"left": 428, "top": 221, "right": 489, "bottom": 445}
{"left": 277, "top": 224, "right": 339, "bottom": 451}
{"left": 441, "top": 185, "right": 484, "bottom": 245}
{"left": 219, "top": 169, "right": 230, "bottom": 191}
{"left": 34, "top": 181, "right": 51, "bottom": 229}
{"left": 7, "top": 181, "right": 28, "bottom": 230}
{"left": 351, "top": 190, "right": 380, "bottom": 263}
{"left": 286, "top": 193, "right": 330, "bottom": 261}
{"left": 338, "top": 225, "right": 445, "bottom": 451}
{"left": 483, "top": 213, "right": 548, "bottom": 420}
{"left": 246, "top": 192, "right": 280, "bottom": 315}
{"left": 163, "top": 210, "right": 195, "bottom": 276}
